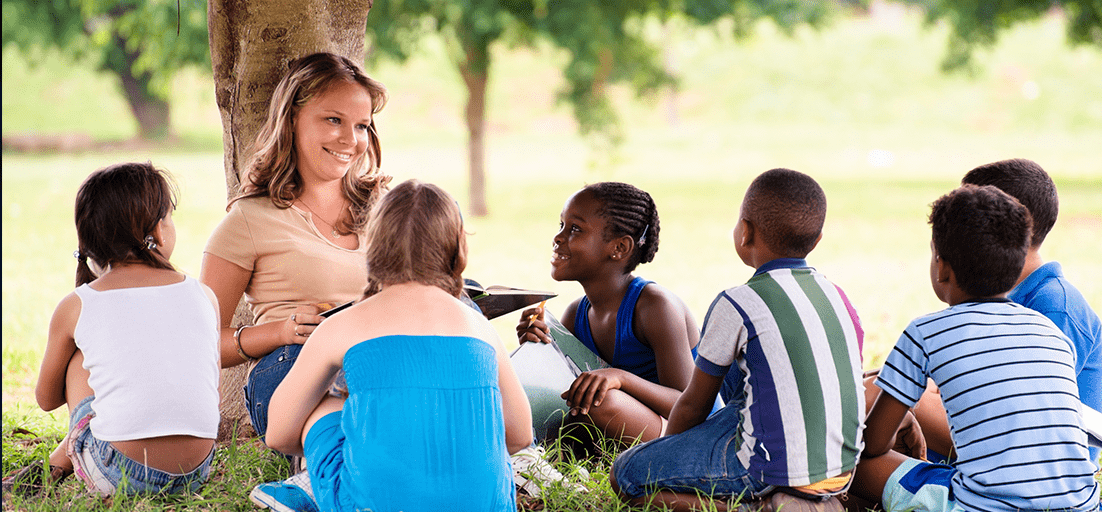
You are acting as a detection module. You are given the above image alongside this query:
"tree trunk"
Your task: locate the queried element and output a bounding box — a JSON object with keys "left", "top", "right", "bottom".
{"left": 207, "top": 0, "right": 373, "bottom": 441}
{"left": 107, "top": 33, "right": 171, "bottom": 140}
{"left": 458, "top": 34, "right": 490, "bottom": 217}
{"left": 208, "top": 0, "right": 374, "bottom": 198}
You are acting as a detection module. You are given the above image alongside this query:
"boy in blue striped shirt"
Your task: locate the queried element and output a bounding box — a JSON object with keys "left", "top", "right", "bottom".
{"left": 853, "top": 184, "right": 1099, "bottom": 511}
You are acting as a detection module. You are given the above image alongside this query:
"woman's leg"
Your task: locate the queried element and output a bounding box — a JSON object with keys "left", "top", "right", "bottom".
{"left": 245, "top": 344, "right": 303, "bottom": 437}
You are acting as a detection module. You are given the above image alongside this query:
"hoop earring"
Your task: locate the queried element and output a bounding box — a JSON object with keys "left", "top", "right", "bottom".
{"left": 145, "top": 235, "right": 158, "bottom": 250}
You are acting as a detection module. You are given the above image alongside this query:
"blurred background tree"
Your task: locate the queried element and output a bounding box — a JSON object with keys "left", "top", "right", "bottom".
{"left": 907, "top": 0, "right": 1102, "bottom": 70}
{"left": 364, "top": 0, "right": 834, "bottom": 215}
{"left": 1, "top": 0, "right": 209, "bottom": 140}
{"left": 2, "top": 0, "right": 1098, "bottom": 211}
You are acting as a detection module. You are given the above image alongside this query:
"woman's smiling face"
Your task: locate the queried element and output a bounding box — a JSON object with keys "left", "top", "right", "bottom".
{"left": 293, "top": 79, "right": 374, "bottom": 187}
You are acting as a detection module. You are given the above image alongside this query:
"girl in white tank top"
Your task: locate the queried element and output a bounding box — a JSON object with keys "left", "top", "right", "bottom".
{"left": 2, "top": 162, "right": 220, "bottom": 497}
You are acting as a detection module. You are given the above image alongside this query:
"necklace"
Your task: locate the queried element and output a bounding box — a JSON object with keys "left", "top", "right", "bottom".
{"left": 298, "top": 198, "right": 346, "bottom": 239}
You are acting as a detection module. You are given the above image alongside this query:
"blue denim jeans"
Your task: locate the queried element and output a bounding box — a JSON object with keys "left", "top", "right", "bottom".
{"left": 67, "top": 396, "right": 214, "bottom": 495}
{"left": 245, "top": 344, "right": 303, "bottom": 437}
{"left": 612, "top": 403, "right": 771, "bottom": 500}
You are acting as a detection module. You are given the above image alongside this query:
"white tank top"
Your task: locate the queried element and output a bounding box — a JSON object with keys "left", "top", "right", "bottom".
{"left": 73, "top": 276, "right": 219, "bottom": 441}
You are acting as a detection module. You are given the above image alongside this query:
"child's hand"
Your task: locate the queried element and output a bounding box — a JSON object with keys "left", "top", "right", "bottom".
{"left": 562, "top": 369, "right": 623, "bottom": 416}
{"left": 515, "top": 306, "right": 551, "bottom": 343}
{"left": 282, "top": 305, "right": 323, "bottom": 345}
{"left": 894, "top": 410, "right": 928, "bottom": 461}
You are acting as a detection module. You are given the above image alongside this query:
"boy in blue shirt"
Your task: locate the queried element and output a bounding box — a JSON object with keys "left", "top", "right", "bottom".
{"left": 853, "top": 184, "right": 1099, "bottom": 511}
{"left": 912, "top": 158, "right": 1102, "bottom": 465}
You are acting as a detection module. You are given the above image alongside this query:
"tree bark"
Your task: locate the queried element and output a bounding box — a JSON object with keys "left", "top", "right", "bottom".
{"left": 108, "top": 33, "right": 171, "bottom": 140}
{"left": 208, "top": 0, "right": 374, "bottom": 198}
{"left": 207, "top": 0, "right": 373, "bottom": 441}
{"left": 458, "top": 34, "right": 490, "bottom": 217}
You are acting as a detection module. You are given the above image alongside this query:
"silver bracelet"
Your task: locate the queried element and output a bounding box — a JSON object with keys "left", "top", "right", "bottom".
{"left": 233, "top": 325, "right": 256, "bottom": 361}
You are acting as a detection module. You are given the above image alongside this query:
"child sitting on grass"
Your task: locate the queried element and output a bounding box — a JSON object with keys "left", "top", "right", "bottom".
{"left": 255, "top": 180, "right": 533, "bottom": 512}
{"left": 516, "top": 182, "right": 703, "bottom": 451}
{"left": 611, "top": 168, "right": 866, "bottom": 511}
{"left": 910, "top": 158, "right": 1102, "bottom": 465}
{"left": 851, "top": 184, "right": 1099, "bottom": 511}
{"left": 2, "top": 162, "right": 220, "bottom": 497}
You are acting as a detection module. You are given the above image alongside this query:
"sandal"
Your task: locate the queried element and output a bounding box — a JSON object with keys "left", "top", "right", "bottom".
{"left": 1, "top": 463, "right": 72, "bottom": 496}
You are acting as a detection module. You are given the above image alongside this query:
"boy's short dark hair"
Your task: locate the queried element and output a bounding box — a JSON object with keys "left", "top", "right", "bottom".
{"left": 929, "top": 184, "right": 1032, "bottom": 297}
{"left": 962, "top": 158, "right": 1057, "bottom": 248}
{"left": 743, "top": 168, "right": 826, "bottom": 258}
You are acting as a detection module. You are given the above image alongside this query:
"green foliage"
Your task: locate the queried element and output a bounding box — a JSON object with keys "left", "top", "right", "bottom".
{"left": 907, "top": 0, "right": 1102, "bottom": 71}
{"left": 365, "top": 0, "right": 834, "bottom": 148}
{"left": 2, "top": 0, "right": 209, "bottom": 97}
{"left": 2, "top": 0, "right": 209, "bottom": 138}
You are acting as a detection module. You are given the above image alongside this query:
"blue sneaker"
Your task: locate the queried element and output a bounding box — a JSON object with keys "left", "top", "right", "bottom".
{"left": 249, "top": 471, "right": 318, "bottom": 512}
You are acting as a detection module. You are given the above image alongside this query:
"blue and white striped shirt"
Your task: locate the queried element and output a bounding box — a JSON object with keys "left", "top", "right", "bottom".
{"left": 878, "top": 299, "right": 1099, "bottom": 511}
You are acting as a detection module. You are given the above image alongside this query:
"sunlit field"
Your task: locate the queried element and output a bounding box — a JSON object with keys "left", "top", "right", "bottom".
{"left": 3, "top": 7, "right": 1100, "bottom": 510}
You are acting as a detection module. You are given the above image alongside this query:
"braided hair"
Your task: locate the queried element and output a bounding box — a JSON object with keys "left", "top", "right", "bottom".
{"left": 582, "top": 182, "right": 660, "bottom": 273}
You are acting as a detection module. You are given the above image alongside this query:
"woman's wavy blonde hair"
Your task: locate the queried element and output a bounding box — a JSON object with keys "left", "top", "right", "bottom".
{"left": 234, "top": 52, "right": 391, "bottom": 234}
{"left": 363, "top": 180, "right": 467, "bottom": 299}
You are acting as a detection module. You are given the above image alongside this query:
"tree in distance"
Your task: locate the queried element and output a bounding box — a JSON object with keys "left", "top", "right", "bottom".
{"left": 1, "top": 0, "right": 209, "bottom": 140}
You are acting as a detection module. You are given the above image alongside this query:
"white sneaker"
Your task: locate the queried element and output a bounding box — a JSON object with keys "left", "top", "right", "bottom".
{"left": 511, "top": 446, "right": 587, "bottom": 497}
{"left": 249, "top": 471, "right": 316, "bottom": 512}
{"left": 284, "top": 471, "right": 314, "bottom": 501}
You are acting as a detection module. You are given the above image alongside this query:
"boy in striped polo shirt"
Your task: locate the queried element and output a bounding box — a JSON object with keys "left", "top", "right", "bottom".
{"left": 853, "top": 185, "right": 1099, "bottom": 511}
{"left": 612, "top": 168, "right": 866, "bottom": 509}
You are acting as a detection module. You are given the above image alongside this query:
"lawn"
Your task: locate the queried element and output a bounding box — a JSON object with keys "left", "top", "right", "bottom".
{"left": 3, "top": 7, "right": 1100, "bottom": 510}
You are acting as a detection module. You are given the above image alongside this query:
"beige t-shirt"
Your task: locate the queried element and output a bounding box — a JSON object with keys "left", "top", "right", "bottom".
{"left": 204, "top": 196, "right": 368, "bottom": 325}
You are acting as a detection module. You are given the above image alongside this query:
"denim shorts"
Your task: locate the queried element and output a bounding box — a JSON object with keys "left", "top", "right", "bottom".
{"left": 245, "top": 344, "right": 303, "bottom": 437}
{"left": 66, "top": 396, "right": 215, "bottom": 495}
{"left": 612, "top": 403, "right": 772, "bottom": 500}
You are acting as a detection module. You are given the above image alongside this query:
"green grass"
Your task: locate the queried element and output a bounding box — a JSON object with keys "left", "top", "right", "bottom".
{"left": 3, "top": 8, "right": 1101, "bottom": 510}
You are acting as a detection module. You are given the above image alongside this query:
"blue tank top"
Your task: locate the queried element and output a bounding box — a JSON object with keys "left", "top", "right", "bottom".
{"left": 573, "top": 277, "right": 700, "bottom": 384}
{"left": 335, "top": 335, "right": 514, "bottom": 511}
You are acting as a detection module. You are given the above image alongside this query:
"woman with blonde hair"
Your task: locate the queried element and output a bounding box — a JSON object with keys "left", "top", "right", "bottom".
{"left": 201, "top": 52, "right": 390, "bottom": 442}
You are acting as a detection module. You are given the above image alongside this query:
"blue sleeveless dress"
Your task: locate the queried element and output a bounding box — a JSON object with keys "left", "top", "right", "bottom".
{"left": 305, "top": 335, "right": 513, "bottom": 512}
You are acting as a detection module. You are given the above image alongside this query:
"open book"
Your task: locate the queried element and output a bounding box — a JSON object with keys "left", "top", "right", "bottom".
{"left": 463, "top": 284, "right": 556, "bottom": 320}
{"left": 509, "top": 313, "right": 610, "bottom": 441}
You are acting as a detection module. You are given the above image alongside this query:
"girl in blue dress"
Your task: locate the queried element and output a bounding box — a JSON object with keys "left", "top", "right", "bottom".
{"left": 262, "top": 179, "right": 533, "bottom": 512}
{"left": 517, "top": 182, "right": 703, "bottom": 447}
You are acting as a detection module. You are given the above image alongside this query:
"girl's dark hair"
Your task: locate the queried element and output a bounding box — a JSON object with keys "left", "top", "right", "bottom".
{"left": 74, "top": 162, "right": 178, "bottom": 286}
{"left": 235, "top": 52, "right": 391, "bottom": 235}
{"left": 582, "top": 182, "right": 660, "bottom": 273}
{"left": 929, "top": 184, "right": 1032, "bottom": 297}
{"left": 363, "top": 180, "right": 467, "bottom": 298}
